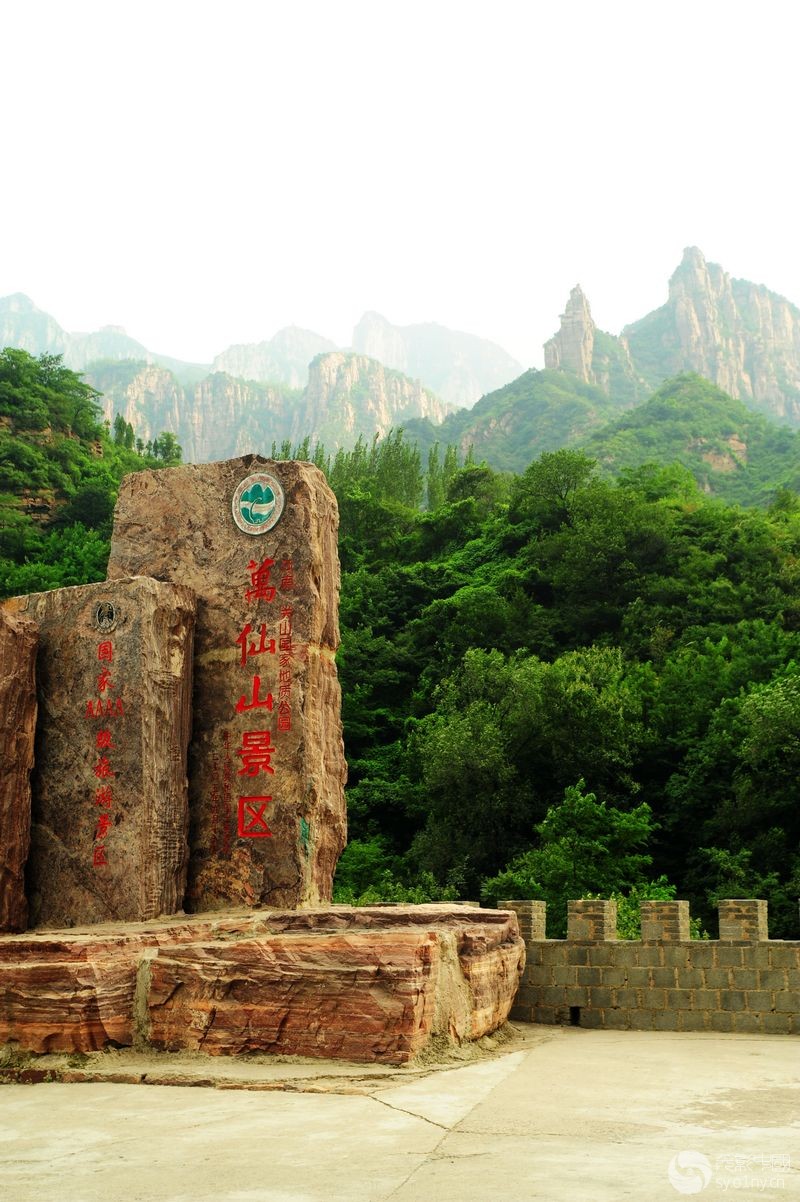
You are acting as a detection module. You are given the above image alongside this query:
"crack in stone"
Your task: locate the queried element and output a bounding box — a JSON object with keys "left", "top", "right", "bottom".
{"left": 371, "top": 1094, "right": 452, "bottom": 1132}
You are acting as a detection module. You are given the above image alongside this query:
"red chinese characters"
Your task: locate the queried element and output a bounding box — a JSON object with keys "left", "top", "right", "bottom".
{"left": 236, "top": 730, "right": 275, "bottom": 776}
{"left": 227, "top": 553, "right": 297, "bottom": 842}
{"left": 233, "top": 556, "right": 278, "bottom": 839}
{"left": 235, "top": 674, "right": 274, "bottom": 714}
{"left": 237, "top": 795, "right": 273, "bottom": 837}
{"left": 245, "top": 557, "right": 276, "bottom": 604}
{"left": 277, "top": 580, "right": 294, "bottom": 733}
{"left": 86, "top": 640, "right": 124, "bottom": 867}
{"left": 236, "top": 621, "right": 276, "bottom": 666}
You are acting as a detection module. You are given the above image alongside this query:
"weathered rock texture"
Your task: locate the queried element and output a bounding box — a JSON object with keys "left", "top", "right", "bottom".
{"left": 211, "top": 326, "right": 337, "bottom": 390}
{"left": 107, "top": 456, "right": 347, "bottom": 912}
{"left": 298, "top": 352, "right": 452, "bottom": 447}
{"left": 3, "top": 578, "right": 195, "bottom": 928}
{"left": 0, "top": 610, "right": 38, "bottom": 933}
{"left": 624, "top": 247, "right": 800, "bottom": 424}
{"left": 84, "top": 352, "right": 451, "bottom": 464}
{"left": 0, "top": 906, "right": 525, "bottom": 1063}
{"left": 544, "top": 285, "right": 596, "bottom": 381}
{"left": 544, "top": 286, "right": 645, "bottom": 405}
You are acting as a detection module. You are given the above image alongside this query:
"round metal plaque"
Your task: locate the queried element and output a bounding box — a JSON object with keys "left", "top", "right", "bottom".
{"left": 94, "top": 601, "right": 118, "bottom": 633}
{"left": 232, "top": 472, "right": 285, "bottom": 535}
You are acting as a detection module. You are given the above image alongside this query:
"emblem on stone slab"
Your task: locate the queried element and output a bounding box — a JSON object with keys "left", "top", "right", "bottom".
{"left": 93, "top": 602, "right": 118, "bottom": 632}
{"left": 232, "top": 472, "right": 285, "bottom": 535}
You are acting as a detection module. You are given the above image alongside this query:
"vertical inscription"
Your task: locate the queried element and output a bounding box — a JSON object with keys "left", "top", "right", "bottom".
{"left": 84, "top": 622, "right": 126, "bottom": 870}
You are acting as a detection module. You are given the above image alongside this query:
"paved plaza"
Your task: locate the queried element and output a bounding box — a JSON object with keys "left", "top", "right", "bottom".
{"left": 0, "top": 1026, "right": 798, "bottom": 1201}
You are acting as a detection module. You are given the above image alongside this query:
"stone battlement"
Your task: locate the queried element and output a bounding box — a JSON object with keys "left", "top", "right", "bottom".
{"left": 500, "top": 899, "right": 800, "bottom": 1035}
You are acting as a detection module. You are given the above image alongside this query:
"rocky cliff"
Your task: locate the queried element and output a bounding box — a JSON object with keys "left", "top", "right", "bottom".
{"left": 84, "top": 353, "right": 449, "bottom": 462}
{"left": 0, "top": 294, "right": 69, "bottom": 359}
{"left": 294, "top": 352, "right": 451, "bottom": 448}
{"left": 352, "top": 311, "right": 524, "bottom": 410}
{"left": 544, "top": 287, "right": 645, "bottom": 406}
{"left": 211, "top": 326, "right": 337, "bottom": 389}
{"left": 83, "top": 362, "right": 298, "bottom": 462}
{"left": 623, "top": 247, "right": 800, "bottom": 425}
{"left": 0, "top": 294, "right": 207, "bottom": 380}
{"left": 544, "top": 285, "right": 595, "bottom": 380}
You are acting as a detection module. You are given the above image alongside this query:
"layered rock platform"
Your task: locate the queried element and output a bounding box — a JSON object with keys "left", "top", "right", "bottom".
{"left": 0, "top": 905, "right": 525, "bottom": 1064}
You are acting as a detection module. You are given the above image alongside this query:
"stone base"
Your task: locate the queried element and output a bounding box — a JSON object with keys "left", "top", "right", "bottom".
{"left": 0, "top": 906, "right": 524, "bottom": 1064}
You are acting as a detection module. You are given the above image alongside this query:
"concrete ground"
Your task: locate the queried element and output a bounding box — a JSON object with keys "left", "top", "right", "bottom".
{"left": 1, "top": 1026, "right": 798, "bottom": 1202}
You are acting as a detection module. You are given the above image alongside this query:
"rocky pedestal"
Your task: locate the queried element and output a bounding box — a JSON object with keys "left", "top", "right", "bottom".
{"left": 107, "top": 455, "right": 347, "bottom": 912}
{"left": 0, "top": 906, "right": 525, "bottom": 1063}
{"left": 3, "top": 577, "right": 195, "bottom": 927}
{"left": 0, "top": 610, "right": 38, "bottom": 932}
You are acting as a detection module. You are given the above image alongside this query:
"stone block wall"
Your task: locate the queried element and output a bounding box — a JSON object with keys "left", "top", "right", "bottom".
{"left": 501, "top": 899, "right": 800, "bottom": 1035}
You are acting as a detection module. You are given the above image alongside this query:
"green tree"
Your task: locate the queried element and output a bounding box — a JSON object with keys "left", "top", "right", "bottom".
{"left": 509, "top": 449, "right": 597, "bottom": 528}
{"left": 482, "top": 780, "right": 656, "bottom": 935}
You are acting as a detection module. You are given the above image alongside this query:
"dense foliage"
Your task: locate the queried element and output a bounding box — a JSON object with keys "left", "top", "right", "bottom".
{"left": 3, "top": 354, "right": 799, "bottom": 936}
{"left": 322, "top": 438, "right": 800, "bottom": 936}
{"left": 403, "top": 368, "right": 626, "bottom": 473}
{"left": 0, "top": 349, "right": 181, "bottom": 596}
{"left": 584, "top": 374, "right": 800, "bottom": 506}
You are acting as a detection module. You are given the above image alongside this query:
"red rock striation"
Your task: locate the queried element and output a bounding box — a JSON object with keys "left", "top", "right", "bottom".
{"left": 0, "top": 610, "right": 38, "bottom": 932}
{"left": 0, "top": 906, "right": 524, "bottom": 1063}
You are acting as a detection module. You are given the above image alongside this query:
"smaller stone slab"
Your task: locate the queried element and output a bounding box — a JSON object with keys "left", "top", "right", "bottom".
{"left": 0, "top": 906, "right": 525, "bottom": 1063}
{"left": 3, "top": 577, "right": 195, "bottom": 927}
{"left": 0, "top": 610, "right": 38, "bottom": 932}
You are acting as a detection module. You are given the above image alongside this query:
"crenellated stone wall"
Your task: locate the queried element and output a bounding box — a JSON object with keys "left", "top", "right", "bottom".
{"left": 502, "top": 899, "right": 800, "bottom": 1035}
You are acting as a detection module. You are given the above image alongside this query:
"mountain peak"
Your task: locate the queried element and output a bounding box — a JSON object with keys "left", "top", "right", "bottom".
{"left": 680, "top": 246, "right": 707, "bottom": 269}
{"left": 352, "top": 313, "right": 522, "bottom": 410}
{"left": 567, "top": 283, "right": 591, "bottom": 310}
{"left": 0, "top": 293, "right": 40, "bottom": 314}
{"left": 544, "top": 286, "right": 596, "bottom": 380}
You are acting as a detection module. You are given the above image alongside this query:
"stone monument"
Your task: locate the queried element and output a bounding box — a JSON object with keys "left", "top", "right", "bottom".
{"left": 107, "top": 454, "right": 347, "bottom": 911}
{"left": 3, "top": 577, "right": 195, "bottom": 927}
{"left": 0, "top": 458, "right": 527, "bottom": 1065}
{"left": 0, "top": 610, "right": 37, "bottom": 932}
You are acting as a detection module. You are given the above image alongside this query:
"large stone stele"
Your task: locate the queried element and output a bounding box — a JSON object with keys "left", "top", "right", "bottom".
{"left": 3, "top": 577, "right": 195, "bottom": 928}
{"left": 0, "top": 610, "right": 38, "bottom": 933}
{"left": 107, "top": 455, "right": 347, "bottom": 912}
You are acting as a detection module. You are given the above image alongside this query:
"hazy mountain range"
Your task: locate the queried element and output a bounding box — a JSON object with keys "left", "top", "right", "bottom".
{"left": 3, "top": 247, "right": 800, "bottom": 476}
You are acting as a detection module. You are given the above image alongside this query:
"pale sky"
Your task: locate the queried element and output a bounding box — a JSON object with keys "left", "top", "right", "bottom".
{"left": 3, "top": 0, "right": 798, "bottom": 368}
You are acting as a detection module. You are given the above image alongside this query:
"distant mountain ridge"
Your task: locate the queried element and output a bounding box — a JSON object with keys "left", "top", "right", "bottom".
{"left": 0, "top": 293, "right": 520, "bottom": 408}
{"left": 5, "top": 248, "right": 800, "bottom": 472}
{"left": 352, "top": 311, "right": 524, "bottom": 410}
{"left": 543, "top": 248, "right": 800, "bottom": 428}
{"left": 0, "top": 294, "right": 515, "bottom": 457}
{"left": 0, "top": 293, "right": 208, "bottom": 384}
{"left": 82, "top": 353, "right": 451, "bottom": 463}
{"left": 211, "top": 327, "right": 338, "bottom": 390}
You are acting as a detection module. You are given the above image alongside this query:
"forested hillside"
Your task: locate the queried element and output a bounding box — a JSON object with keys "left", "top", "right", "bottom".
{"left": 0, "top": 349, "right": 181, "bottom": 596}
{"left": 583, "top": 374, "right": 800, "bottom": 506}
{"left": 3, "top": 353, "right": 799, "bottom": 937}
{"left": 324, "top": 439, "right": 800, "bottom": 937}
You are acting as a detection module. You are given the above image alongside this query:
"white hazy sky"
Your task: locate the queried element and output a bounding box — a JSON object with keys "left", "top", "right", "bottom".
{"left": 3, "top": 0, "right": 798, "bottom": 367}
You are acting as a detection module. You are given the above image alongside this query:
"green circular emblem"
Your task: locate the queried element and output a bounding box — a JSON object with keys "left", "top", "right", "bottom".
{"left": 232, "top": 472, "right": 285, "bottom": 535}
